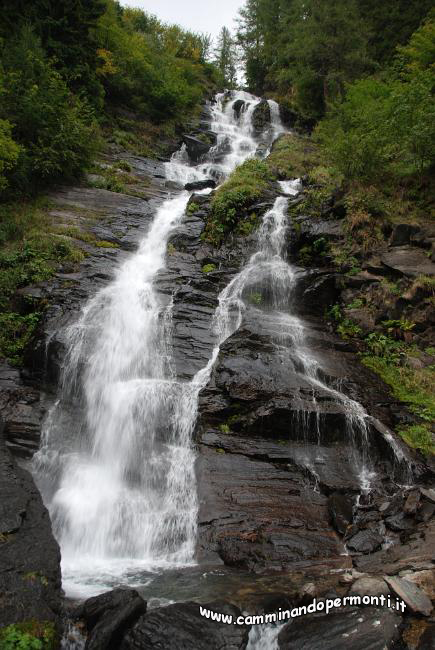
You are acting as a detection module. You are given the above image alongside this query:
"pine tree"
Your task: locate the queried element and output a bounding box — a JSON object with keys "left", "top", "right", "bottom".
{"left": 214, "top": 27, "right": 238, "bottom": 88}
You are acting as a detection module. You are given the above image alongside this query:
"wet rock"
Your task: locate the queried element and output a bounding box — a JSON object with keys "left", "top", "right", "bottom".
{"left": 82, "top": 588, "right": 146, "bottom": 650}
{"left": 385, "top": 513, "right": 415, "bottom": 532}
{"left": 121, "top": 601, "right": 250, "bottom": 650}
{"left": 404, "top": 490, "right": 420, "bottom": 515}
{"left": 278, "top": 607, "right": 401, "bottom": 649}
{"left": 416, "top": 500, "right": 435, "bottom": 523}
{"left": 420, "top": 488, "right": 435, "bottom": 504}
{"left": 0, "top": 423, "right": 61, "bottom": 628}
{"left": 182, "top": 135, "right": 213, "bottom": 163}
{"left": 232, "top": 99, "right": 245, "bottom": 118}
{"left": 349, "top": 577, "right": 390, "bottom": 598}
{"left": 328, "top": 493, "right": 354, "bottom": 535}
{"left": 381, "top": 247, "right": 435, "bottom": 278}
{"left": 343, "top": 308, "right": 376, "bottom": 334}
{"left": 347, "top": 530, "right": 384, "bottom": 554}
{"left": 252, "top": 99, "right": 271, "bottom": 134}
{"left": 165, "top": 180, "right": 184, "bottom": 191}
{"left": 184, "top": 179, "right": 216, "bottom": 191}
{"left": 384, "top": 576, "right": 433, "bottom": 617}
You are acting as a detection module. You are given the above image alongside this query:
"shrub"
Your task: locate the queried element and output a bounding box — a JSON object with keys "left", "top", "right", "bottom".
{"left": 0, "top": 27, "right": 98, "bottom": 197}
{"left": 0, "top": 119, "right": 20, "bottom": 192}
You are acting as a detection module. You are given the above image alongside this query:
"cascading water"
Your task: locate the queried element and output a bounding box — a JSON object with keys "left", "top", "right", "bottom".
{"left": 32, "top": 90, "right": 284, "bottom": 597}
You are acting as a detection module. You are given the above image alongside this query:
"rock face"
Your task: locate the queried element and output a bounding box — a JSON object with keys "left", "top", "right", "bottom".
{"left": 0, "top": 421, "right": 61, "bottom": 629}
{"left": 252, "top": 99, "right": 271, "bottom": 134}
{"left": 384, "top": 576, "right": 433, "bottom": 617}
{"left": 278, "top": 607, "right": 401, "bottom": 649}
{"left": 182, "top": 135, "right": 215, "bottom": 163}
{"left": 121, "top": 601, "right": 250, "bottom": 650}
{"left": 82, "top": 588, "right": 147, "bottom": 650}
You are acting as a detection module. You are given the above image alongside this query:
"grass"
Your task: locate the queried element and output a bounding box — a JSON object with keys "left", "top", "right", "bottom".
{"left": 397, "top": 424, "right": 434, "bottom": 457}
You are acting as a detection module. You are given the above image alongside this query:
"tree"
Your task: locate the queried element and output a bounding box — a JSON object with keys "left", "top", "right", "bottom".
{"left": 214, "top": 27, "right": 238, "bottom": 88}
{"left": 357, "top": 0, "right": 433, "bottom": 64}
{"left": 279, "top": 0, "right": 370, "bottom": 119}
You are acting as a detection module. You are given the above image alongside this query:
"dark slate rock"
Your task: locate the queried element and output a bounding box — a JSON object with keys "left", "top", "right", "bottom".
{"left": 252, "top": 99, "right": 271, "bottom": 134}
{"left": 83, "top": 588, "right": 146, "bottom": 650}
{"left": 328, "top": 493, "right": 354, "bottom": 536}
{"left": 347, "top": 529, "right": 383, "bottom": 554}
{"left": 278, "top": 607, "right": 401, "bottom": 649}
{"left": 121, "top": 601, "right": 250, "bottom": 650}
{"left": 184, "top": 179, "right": 216, "bottom": 191}
{"left": 384, "top": 576, "right": 433, "bottom": 617}
{"left": 182, "top": 135, "right": 212, "bottom": 163}
{"left": 232, "top": 99, "right": 245, "bottom": 118}
{"left": 0, "top": 421, "right": 61, "bottom": 628}
{"left": 381, "top": 246, "right": 435, "bottom": 278}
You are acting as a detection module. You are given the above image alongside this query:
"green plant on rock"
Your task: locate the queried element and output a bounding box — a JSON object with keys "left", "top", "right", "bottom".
{"left": 202, "top": 263, "right": 216, "bottom": 273}
{"left": 397, "top": 424, "right": 434, "bottom": 456}
{"left": 186, "top": 202, "right": 199, "bottom": 216}
{"left": 0, "top": 621, "right": 56, "bottom": 650}
{"left": 337, "top": 319, "right": 362, "bottom": 339}
{"left": 95, "top": 240, "right": 118, "bottom": 248}
{"left": 347, "top": 298, "right": 364, "bottom": 309}
{"left": 219, "top": 424, "right": 230, "bottom": 434}
{"left": 247, "top": 291, "right": 262, "bottom": 305}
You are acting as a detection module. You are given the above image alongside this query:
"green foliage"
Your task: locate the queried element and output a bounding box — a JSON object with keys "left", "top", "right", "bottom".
{"left": 316, "top": 65, "right": 435, "bottom": 181}
{"left": 362, "top": 355, "right": 435, "bottom": 425}
{"left": 214, "top": 27, "right": 238, "bottom": 88}
{"left": 0, "top": 312, "right": 41, "bottom": 366}
{"left": 186, "top": 202, "right": 199, "bottom": 215}
{"left": 267, "top": 134, "right": 319, "bottom": 179}
{"left": 0, "top": 620, "right": 56, "bottom": 650}
{"left": 207, "top": 159, "right": 273, "bottom": 244}
{"left": 397, "top": 424, "right": 434, "bottom": 457}
{"left": 95, "top": 240, "right": 118, "bottom": 248}
{"left": 0, "top": 120, "right": 21, "bottom": 192}
{"left": 337, "top": 319, "right": 363, "bottom": 339}
{"left": 247, "top": 291, "right": 262, "bottom": 305}
{"left": 219, "top": 424, "right": 230, "bottom": 434}
{"left": 0, "top": 27, "right": 98, "bottom": 197}
{"left": 202, "top": 263, "right": 217, "bottom": 273}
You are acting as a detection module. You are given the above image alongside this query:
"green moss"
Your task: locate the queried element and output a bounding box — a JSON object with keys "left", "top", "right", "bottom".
{"left": 0, "top": 312, "right": 41, "bottom": 366}
{"left": 54, "top": 226, "right": 96, "bottom": 243}
{"left": 202, "top": 263, "right": 216, "bottom": 273}
{"left": 396, "top": 424, "right": 434, "bottom": 457}
{"left": 186, "top": 202, "right": 199, "bottom": 216}
{"left": 167, "top": 243, "right": 176, "bottom": 255}
{"left": 0, "top": 621, "right": 57, "bottom": 650}
{"left": 95, "top": 240, "right": 118, "bottom": 248}
{"left": 362, "top": 355, "right": 435, "bottom": 431}
{"left": 247, "top": 291, "right": 262, "bottom": 305}
{"left": 206, "top": 159, "right": 274, "bottom": 245}
{"left": 23, "top": 572, "right": 49, "bottom": 587}
{"left": 219, "top": 424, "right": 230, "bottom": 434}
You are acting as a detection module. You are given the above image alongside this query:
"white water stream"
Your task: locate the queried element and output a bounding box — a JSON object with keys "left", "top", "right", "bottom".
{"left": 33, "top": 91, "right": 286, "bottom": 597}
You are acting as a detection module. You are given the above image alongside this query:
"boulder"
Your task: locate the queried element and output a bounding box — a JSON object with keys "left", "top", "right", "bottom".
{"left": 381, "top": 246, "right": 435, "bottom": 278}
{"left": 390, "top": 224, "right": 421, "bottom": 247}
{"left": 404, "top": 490, "right": 420, "bottom": 515}
{"left": 184, "top": 179, "right": 216, "bottom": 191}
{"left": 349, "top": 577, "right": 390, "bottom": 598}
{"left": 384, "top": 576, "right": 433, "bottom": 617}
{"left": 82, "top": 588, "right": 146, "bottom": 650}
{"left": 347, "top": 530, "right": 384, "bottom": 554}
{"left": 252, "top": 99, "right": 271, "bottom": 134}
{"left": 182, "top": 135, "right": 212, "bottom": 163}
{"left": 121, "top": 601, "right": 250, "bottom": 649}
{"left": 232, "top": 99, "right": 245, "bottom": 118}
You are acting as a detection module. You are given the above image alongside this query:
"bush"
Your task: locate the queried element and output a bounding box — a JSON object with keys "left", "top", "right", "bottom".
{"left": 0, "top": 27, "right": 98, "bottom": 196}
{"left": 0, "top": 120, "right": 20, "bottom": 192}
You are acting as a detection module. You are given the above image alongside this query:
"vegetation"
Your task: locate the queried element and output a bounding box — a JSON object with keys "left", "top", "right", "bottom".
{"left": 205, "top": 159, "right": 274, "bottom": 244}
{"left": 0, "top": 620, "right": 56, "bottom": 650}
{"left": 0, "top": 0, "right": 219, "bottom": 199}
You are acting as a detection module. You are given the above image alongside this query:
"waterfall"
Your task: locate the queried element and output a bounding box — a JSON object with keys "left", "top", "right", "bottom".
{"left": 32, "top": 90, "right": 276, "bottom": 597}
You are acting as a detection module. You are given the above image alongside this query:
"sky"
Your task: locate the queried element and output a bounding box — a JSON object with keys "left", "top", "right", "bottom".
{"left": 121, "top": 0, "right": 243, "bottom": 39}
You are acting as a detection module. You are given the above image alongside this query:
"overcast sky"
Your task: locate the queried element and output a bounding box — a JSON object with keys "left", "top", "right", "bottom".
{"left": 121, "top": 0, "right": 243, "bottom": 39}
